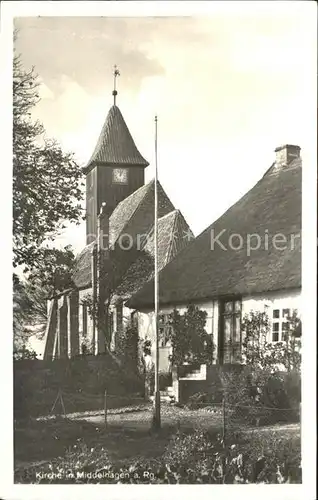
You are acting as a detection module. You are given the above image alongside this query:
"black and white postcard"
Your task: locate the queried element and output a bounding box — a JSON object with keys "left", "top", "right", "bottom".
{"left": 0, "top": 1, "right": 316, "bottom": 500}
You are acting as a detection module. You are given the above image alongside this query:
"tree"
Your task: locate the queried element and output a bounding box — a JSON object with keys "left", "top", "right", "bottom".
{"left": 13, "top": 274, "right": 39, "bottom": 359}
{"left": 13, "top": 246, "right": 77, "bottom": 357}
{"left": 13, "top": 274, "right": 33, "bottom": 346}
{"left": 27, "top": 245, "right": 76, "bottom": 296}
{"left": 13, "top": 52, "right": 84, "bottom": 272}
{"left": 165, "top": 305, "right": 213, "bottom": 365}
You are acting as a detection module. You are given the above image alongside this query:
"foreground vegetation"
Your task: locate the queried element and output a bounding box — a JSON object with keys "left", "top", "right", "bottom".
{"left": 14, "top": 406, "right": 301, "bottom": 484}
{"left": 14, "top": 308, "right": 301, "bottom": 484}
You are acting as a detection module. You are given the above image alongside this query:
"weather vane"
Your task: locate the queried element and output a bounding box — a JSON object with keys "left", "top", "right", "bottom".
{"left": 112, "top": 65, "right": 120, "bottom": 105}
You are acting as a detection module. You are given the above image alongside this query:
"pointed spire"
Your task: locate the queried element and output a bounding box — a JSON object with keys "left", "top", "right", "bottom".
{"left": 83, "top": 65, "right": 149, "bottom": 173}
{"left": 112, "top": 65, "right": 120, "bottom": 106}
{"left": 84, "top": 105, "right": 149, "bottom": 171}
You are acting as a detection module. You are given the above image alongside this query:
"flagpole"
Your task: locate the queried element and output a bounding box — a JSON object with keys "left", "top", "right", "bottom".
{"left": 153, "top": 115, "right": 161, "bottom": 429}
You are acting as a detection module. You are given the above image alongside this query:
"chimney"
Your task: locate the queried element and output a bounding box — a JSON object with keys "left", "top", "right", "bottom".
{"left": 274, "top": 144, "right": 301, "bottom": 168}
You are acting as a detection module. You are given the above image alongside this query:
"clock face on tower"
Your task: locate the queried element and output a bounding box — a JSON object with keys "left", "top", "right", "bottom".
{"left": 112, "top": 168, "right": 128, "bottom": 184}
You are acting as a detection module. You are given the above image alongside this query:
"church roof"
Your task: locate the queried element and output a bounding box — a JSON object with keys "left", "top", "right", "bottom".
{"left": 84, "top": 105, "right": 149, "bottom": 172}
{"left": 143, "top": 209, "right": 193, "bottom": 269}
{"left": 127, "top": 159, "right": 302, "bottom": 309}
{"left": 113, "top": 209, "right": 193, "bottom": 302}
{"left": 72, "top": 179, "right": 176, "bottom": 289}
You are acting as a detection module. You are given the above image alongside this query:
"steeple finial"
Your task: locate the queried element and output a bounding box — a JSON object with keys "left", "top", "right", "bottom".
{"left": 112, "top": 65, "right": 120, "bottom": 105}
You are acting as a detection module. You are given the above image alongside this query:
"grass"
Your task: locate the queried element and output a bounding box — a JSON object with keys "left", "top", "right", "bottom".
{"left": 14, "top": 400, "right": 301, "bottom": 484}
{"left": 15, "top": 404, "right": 214, "bottom": 466}
{"left": 14, "top": 414, "right": 174, "bottom": 481}
{"left": 16, "top": 388, "right": 147, "bottom": 419}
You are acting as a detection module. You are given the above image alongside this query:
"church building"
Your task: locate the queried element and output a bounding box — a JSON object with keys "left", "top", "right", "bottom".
{"left": 43, "top": 70, "right": 301, "bottom": 380}
{"left": 43, "top": 73, "right": 193, "bottom": 364}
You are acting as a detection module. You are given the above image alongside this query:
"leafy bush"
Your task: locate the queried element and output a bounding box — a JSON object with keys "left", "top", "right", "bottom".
{"left": 15, "top": 428, "right": 301, "bottom": 484}
{"left": 164, "top": 305, "right": 214, "bottom": 365}
{"left": 13, "top": 345, "right": 38, "bottom": 360}
{"left": 241, "top": 310, "right": 301, "bottom": 372}
{"left": 282, "top": 370, "right": 301, "bottom": 409}
{"left": 220, "top": 367, "right": 300, "bottom": 426}
{"left": 162, "top": 428, "right": 300, "bottom": 483}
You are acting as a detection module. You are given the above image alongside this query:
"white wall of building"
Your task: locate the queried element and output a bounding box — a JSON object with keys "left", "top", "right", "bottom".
{"left": 133, "top": 288, "right": 301, "bottom": 366}
{"left": 242, "top": 288, "right": 301, "bottom": 316}
{"left": 242, "top": 288, "right": 301, "bottom": 342}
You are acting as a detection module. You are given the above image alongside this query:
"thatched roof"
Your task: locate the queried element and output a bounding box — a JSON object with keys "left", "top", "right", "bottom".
{"left": 72, "top": 180, "right": 190, "bottom": 290}
{"left": 84, "top": 105, "right": 149, "bottom": 172}
{"left": 127, "top": 158, "right": 302, "bottom": 309}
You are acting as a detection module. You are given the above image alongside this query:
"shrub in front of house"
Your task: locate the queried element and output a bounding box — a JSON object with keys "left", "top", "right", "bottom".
{"left": 280, "top": 370, "right": 301, "bottom": 411}
{"left": 164, "top": 305, "right": 214, "bottom": 366}
{"left": 220, "top": 367, "right": 300, "bottom": 426}
{"left": 241, "top": 310, "right": 301, "bottom": 373}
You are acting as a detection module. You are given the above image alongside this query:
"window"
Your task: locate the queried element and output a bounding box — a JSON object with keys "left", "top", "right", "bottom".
{"left": 271, "top": 307, "right": 293, "bottom": 342}
{"left": 221, "top": 299, "right": 242, "bottom": 363}
{"left": 272, "top": 322, "right": 279, "bottom": 342}
{"left": 224, "top": 302, "right": 233, "bottom": 313}
{"left": 234, "top": 301, "right": 241, "bottom": 312}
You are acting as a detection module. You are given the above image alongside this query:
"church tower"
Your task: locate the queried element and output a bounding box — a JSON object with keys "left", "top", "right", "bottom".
{"left": 83, "top": 67, "right": 149, "bottom": 244}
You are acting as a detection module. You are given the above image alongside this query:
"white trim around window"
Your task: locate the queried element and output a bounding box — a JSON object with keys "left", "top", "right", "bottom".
{"left": 271, "top": 307, "right": 294, "bottom": 342}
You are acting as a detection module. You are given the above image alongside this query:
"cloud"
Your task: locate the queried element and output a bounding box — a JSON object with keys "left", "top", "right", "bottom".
{"left": 13, "top": 12, "right": 316, "bottom": 239}
{"left": 14, "top": 17, "right": 165, "bottom": 97}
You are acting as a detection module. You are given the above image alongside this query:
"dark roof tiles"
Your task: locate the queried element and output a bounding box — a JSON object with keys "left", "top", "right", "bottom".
{"left": 113, "top": 209, "right": 193, "bottom": 301}
{"left": 85, "top": 105, "right": 149, "bottom": 170}
{"left": 72, "top": 179, "right": 186, "bottom": 291}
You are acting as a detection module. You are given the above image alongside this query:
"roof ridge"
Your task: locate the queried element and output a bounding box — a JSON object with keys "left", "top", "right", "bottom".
{"left": 164, "top": 210, "right": 179, "bottom": 266}
{"left": 110, "top": 181, "right": 154, "bottom": 245}
{"left": 158, "top": 208, "right": 179, "bottom": 221}
{"left": 75, "top": 240, "right": 95, "bottom": 258}
{"left": 263, "top": 157, "right": 302, "bottom": 178}
{"left": 143, "top": 206, "right": 179, "bottom": 240}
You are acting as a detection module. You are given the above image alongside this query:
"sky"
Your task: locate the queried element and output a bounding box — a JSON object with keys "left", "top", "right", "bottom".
{"left": 13, "top": 6, "right": 316, "bottom": 254}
